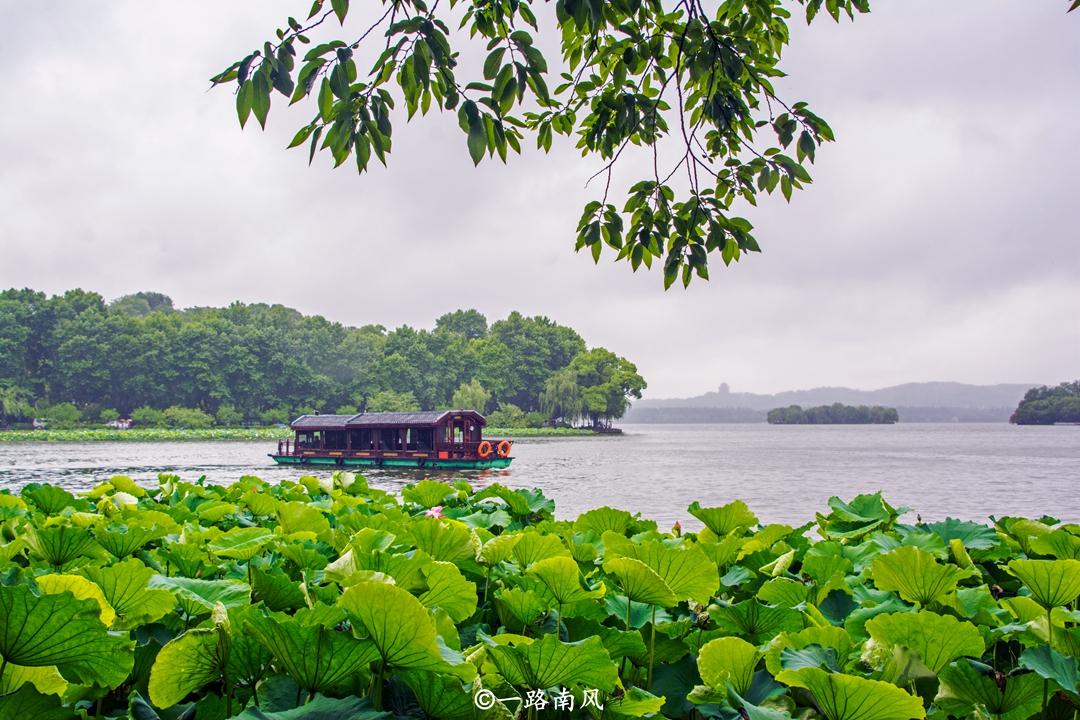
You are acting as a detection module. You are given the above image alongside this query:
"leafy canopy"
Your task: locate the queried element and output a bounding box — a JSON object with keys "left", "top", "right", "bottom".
{"left": 212, "top": 0, "right": 869, "bottom": 287}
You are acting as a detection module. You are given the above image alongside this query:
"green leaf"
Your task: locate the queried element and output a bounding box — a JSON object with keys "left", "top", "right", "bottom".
{"left": 871, "top": 546, "right": 969, "bottom": 605}
{"left": 922, "top": 518, "right": 1000, "bottom": 551}
{"left": 246, "top": 612, "right": 379, "bottom": 695}
{"left": 94, "top": 522, "right": 165, "bottom": 559}
{"left": 698, "top": 636, "right": 759, "bottom": 695}
{"left": 34, "top": 574, "right": 115, "bottom": 626}
{"left": 0, "top": 583, "right": 134, "bottom": 688}
{"left": 417, "top": 561, "right": 478, "bottom": 623}
{"left": 764, "top": 626, "right": 853, "bottom": 675}
{"left": 607, "top": 540, "right": 718, "bottom": 605}
{"left": 528, "top": 555, "right": 602, "bottom": 606}
{"left": 148, "top": 575, "right": 250, "bottom": 617}
{"left": 467, "top": 114, "right": 487, "bottom": 165}
{"left": 485, "top": 634, "right": 617, "bottom": 692}
{"left": 401, "top": 671, "right": 479, "bottom": 720}
{"left": 688, "top": 500, "right": 758, "bottom": 535}
{"left": 0, "top": 685, "right": 77, "bottom": 720}
{"left": 338, "top": 581, "right": 471, "bottom": 677}
{"left": 148, "top": 625, "right": 225, "bottom": 708}
{"left": 603, "top": 556, "right": 677, "bottom": 607}
{"left": 231, "top": 694, "right": 389, "bottom": 719}
{"left": 709, "top": 600, "right": 804, "bottom": 644}
{"left": 1019, "top": 644, "right": 1080, "bottom": 701}
{"left": 79, "top": 558, "right": 176, "bottom": 630}
{"left": 330, "top": 0, "right": 349, "bottom": 24}
{"left": 865, "top": 610, "right": 984, "bottom": 673}
{"left": 1008, "top": 558, "right": 1080, "bottom": 609}
{"left": 410, "top": 517, "right": 477, "bottom": 564}
{"left": 25, "top": 524, "right": 97, "bottom": 568}
{"left": 574, "top": 506, "right": 635, "bottom": 536}
{"left": 495, "top": 587, "right": 548, "bottom": 633}
{"left": 937, "top": 659, "right": 1043, "bottom": 720}
{"left": 207, "top": 526, "right": 274, "bottom": 560}
{"left": 776, "top": 666, "right": 926, "bottom": 720}
{"left": 402, "top": 479, "right": 454, "bottom": 508}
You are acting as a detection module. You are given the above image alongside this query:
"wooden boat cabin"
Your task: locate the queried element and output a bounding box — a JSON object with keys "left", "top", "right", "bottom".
{"left": 271, "top": 410, "right": 513, "bottom": 469}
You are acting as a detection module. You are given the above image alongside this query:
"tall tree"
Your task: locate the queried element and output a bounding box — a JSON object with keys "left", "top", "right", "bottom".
{"left": 568, "top": 347, "right": 646, "bottom": 428}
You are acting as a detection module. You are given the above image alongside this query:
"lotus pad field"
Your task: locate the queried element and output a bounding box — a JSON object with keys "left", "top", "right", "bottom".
{"left": 1, "top": 476, "right": 1079, "bottom": 720}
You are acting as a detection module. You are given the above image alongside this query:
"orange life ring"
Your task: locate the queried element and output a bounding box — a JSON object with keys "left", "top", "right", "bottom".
{"left": 496, "top": 439, "right": 512, "bottom": 457}
{"left": 477, "top": 440, "right": 493, "bottom": 458}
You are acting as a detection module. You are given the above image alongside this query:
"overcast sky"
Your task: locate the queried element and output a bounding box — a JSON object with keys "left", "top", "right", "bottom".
{"left": 2, "top": 1, "right": 1077, "bottom": 398}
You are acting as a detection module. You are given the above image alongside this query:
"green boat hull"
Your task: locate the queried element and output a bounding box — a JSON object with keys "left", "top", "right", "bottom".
{"left": 270, "top": 455, "right": 513, "bottom": 470}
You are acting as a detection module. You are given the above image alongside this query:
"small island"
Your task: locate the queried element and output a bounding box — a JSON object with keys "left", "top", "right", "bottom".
{"left": 767, "top": 403, "right": 899, "bottom": 424}
{"left": 1011, "top": 381, "right": 1080, "bottom": 425}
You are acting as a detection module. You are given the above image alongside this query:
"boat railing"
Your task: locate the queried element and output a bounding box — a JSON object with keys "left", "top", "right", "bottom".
{"left": 276, "top": 438, "right": 510, "bottom": 458}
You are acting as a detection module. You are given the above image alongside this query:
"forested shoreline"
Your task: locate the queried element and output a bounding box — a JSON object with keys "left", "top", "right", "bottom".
{"left": 0, "top": 289, "right": 645, "bottom": 429}
{"left": 766, "top": 403, "right": 899, "bottom": 425}
{"left": 1011, "top": 382, "right": 1080, "bottom": 425}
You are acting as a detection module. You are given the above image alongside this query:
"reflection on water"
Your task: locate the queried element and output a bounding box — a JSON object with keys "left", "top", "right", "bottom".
{"left": 1, "top": 423, "right": 1077, "bottom": 527}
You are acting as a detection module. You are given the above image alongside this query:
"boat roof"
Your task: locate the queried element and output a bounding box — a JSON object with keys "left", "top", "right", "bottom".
{"left": 291, "top": 410, "right": 486, "bottom": 430}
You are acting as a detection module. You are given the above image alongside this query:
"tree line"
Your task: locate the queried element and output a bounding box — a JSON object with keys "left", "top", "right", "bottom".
{"left": 1011, "top": 382, "right": 1080, "bottom": 425}
{"left": 766, "top": 403, "right": 899, "bottom": 425}
{"left": 0, "top": 289, "right": 645, "bottom": 429}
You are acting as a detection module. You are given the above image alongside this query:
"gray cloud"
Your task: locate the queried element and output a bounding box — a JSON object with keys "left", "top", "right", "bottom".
{"left": 1, "top": 1, "right": 1077, "bottom": 397}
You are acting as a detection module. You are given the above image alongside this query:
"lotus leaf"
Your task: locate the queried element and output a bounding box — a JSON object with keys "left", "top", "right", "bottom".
{"left": 603, "top": 556, "right": 678, "bottom": 608}
{"left": 78, "top": 557, "right": 176, "bottom": 629}
{"left": 776, "top": 666, "right": 926, "bottom": 720}
{"left": 339, "top": 581, "right": 472, "bottom": 677}
{"left": 937, "top": 659, "right": 1043, "bottom": 720}
{"left": 245, "top": 613, "right": 379, "bottom": 694}
{"left": 865, "top": 610, "right": 983, "bottom": 673}
{"left": 484, "top": 633, "right": 618, "bottom": 692}
{"left": 606, "top": 539, "right": 718, "bottom": 605}
{"left": 0, "top": 584, "right": 133, "bottom": 688}
{"left": 527, "top": 555, "right": 603, "bottom": 607}
{"left": 25, "top": 524, "right": 97, "bottom": 569}
{"left": 574, "top": 506, "right": 636, "bottom": 536}
{"left": 149, "top": 575, "right": 250, "bottom": 616}
{"left": 510, "top": 530, "right": 570, "bottom": 568}
{"left": 0, "top": 684, "right": 78, "bottom": 720}
{"left": 418, "top": 560, "right": 478, "bottom": 622}
{"left": 1008, "top": 558, "right": 1080, "bottom": 609}
{"left": 1018, "top": 644, "right": 1080, "bottom": 701}
{"left": 709, "top": 599, "right": 804, "bottom": 644}
{"left": 871, "top": 546, "right": 969, "bottom": 605}
{"left": 402, "top": 479, "right": 454, "bottom": 508}
{"left": 148, "top": 624, "right": 226, "bottom": 708}
{"left": 698, "top": 636, "right": 759, "bottom": 695}
{"left": 764, "top": 626, "right": 854, "bottom": 675}
{"left": 34, "top": 574, "right": 116, "bottom": 626}
{"left": 688, "top": 500, "right": 758, "bottom": 536}
{"left": 207, "top": 526, "right": 274, "bottom": 560}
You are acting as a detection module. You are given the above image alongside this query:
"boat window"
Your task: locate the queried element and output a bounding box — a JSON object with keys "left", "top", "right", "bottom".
{"left": 298, "top": 431, "right": 321, "bottom": 448}
{"left": 349, "top": 429, "right": 374, "bottom": 450}
{"left": 406, "top": 428, "right": 416, "bottom": 451}
{"left": 325, "top": 431, "right": 346, "bottom": 450}
{"left": 379, "top": 428, "right": 400, "bottom": 451}
{"left": 416, "top": 427, "right": 433, "bottom": 451}
{"left": 452, "top": 423, "right": 463, "bottom": 444}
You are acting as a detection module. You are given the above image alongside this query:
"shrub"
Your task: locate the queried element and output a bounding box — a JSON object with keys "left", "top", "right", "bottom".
{"left": 40, "top": 402, "right": 81, "bottom": 428}
{"left": 131, "top": 406, "right": 166, "bottom": 427}
{"left": 162, "top": 406, "right": 214, "bottom": 429}
{"left": 214, "top": 404, "right": 244, "bottom": 426}
{"left": 99, "top": 408, "right": 121, "bottom": 424}
{"left": 258, "top": 407, "right": 291, "bottom": 425}
{"left": 486, "top": 402, "right": 526, "bottom": 428}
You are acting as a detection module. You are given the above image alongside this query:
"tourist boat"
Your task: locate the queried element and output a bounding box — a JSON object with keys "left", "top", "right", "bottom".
{"left": 270, "top": 410, "right": 514, "bottom": 469}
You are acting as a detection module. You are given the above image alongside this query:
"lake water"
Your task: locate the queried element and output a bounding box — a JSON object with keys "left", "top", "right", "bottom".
{"left": 1, "top": 423, "right": 1077, "bottom": 528}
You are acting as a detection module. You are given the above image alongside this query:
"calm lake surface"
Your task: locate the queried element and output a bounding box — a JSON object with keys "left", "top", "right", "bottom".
{"left": 1, "top": 423, "right": 1077, "bottom": 528}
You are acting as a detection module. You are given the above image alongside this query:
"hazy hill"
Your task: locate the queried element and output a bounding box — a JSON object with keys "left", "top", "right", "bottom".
{"left": 624, "top": 382, "right": 1037, "bottom": 423}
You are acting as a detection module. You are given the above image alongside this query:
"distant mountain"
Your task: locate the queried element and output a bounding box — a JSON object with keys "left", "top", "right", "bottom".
{"left": 624, "top": 382, "right": 1037, "bottom": 423}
